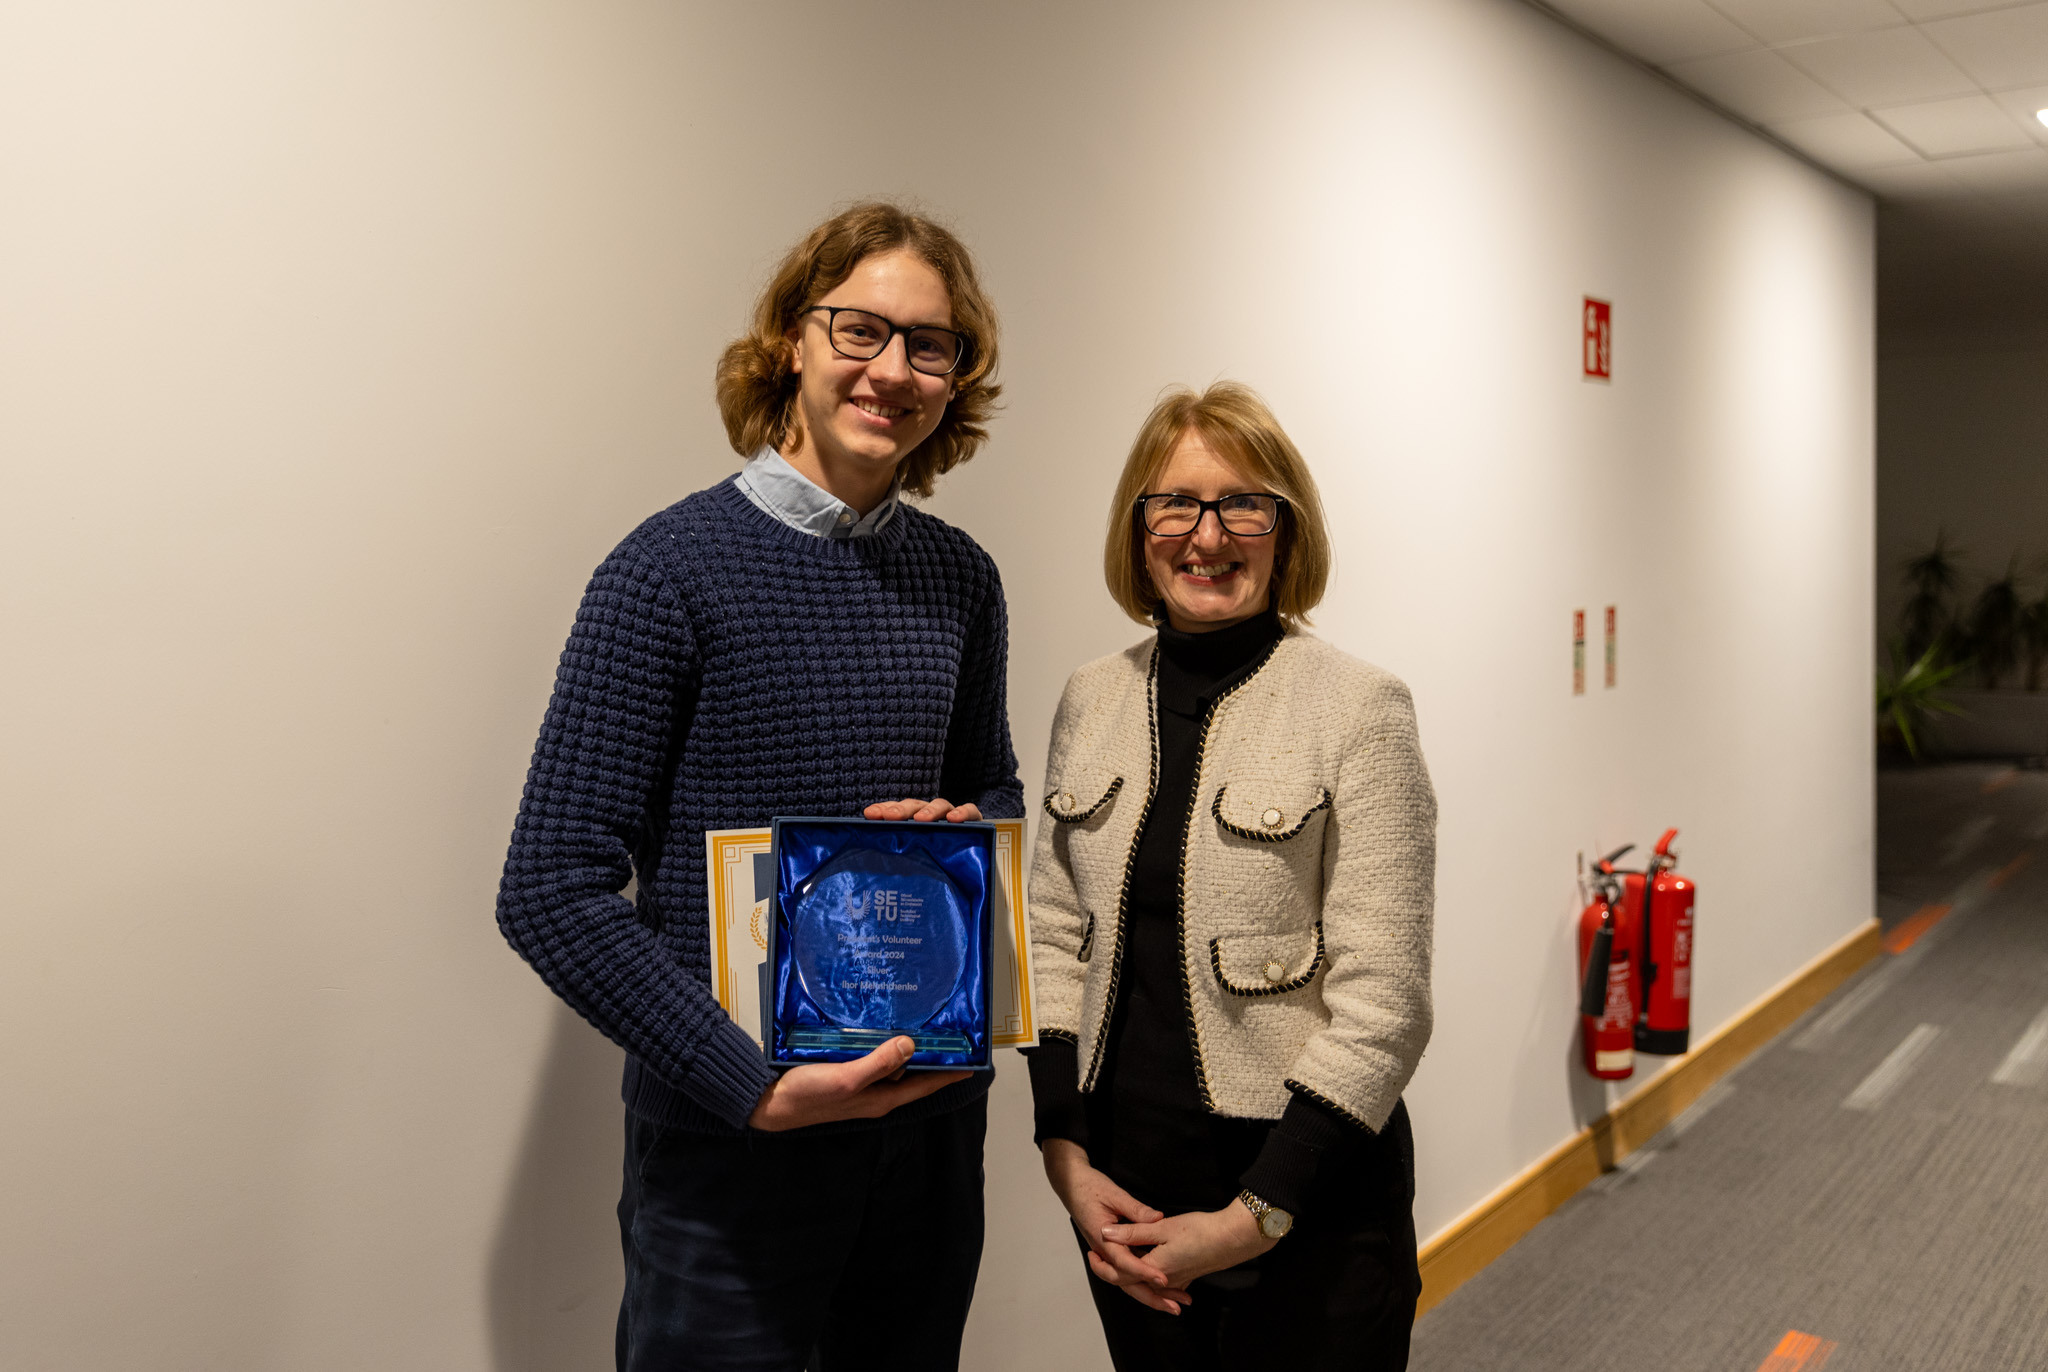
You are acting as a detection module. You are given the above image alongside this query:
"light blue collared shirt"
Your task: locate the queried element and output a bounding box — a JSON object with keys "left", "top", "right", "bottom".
{"left": 735, "top": 449, "right": 901, "bottom": 539}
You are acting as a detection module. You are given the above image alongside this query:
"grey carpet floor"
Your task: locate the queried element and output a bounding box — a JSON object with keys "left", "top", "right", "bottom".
{"left": 1410, "top": 763, "right": 2048, "bottom": 1372}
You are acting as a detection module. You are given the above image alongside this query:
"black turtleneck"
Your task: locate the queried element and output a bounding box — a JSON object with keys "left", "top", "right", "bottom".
{"left": 1025, "top": 608, "right": 1356, "bottom": 1218}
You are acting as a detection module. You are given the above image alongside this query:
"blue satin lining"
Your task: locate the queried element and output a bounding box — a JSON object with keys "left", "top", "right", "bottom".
{"left": 768, "top": 818, "right": 994, "bottom": 1070}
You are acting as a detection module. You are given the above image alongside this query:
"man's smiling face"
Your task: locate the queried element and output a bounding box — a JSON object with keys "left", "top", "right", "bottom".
{"left": 784, "top": 249, "right": 955, "bottom": 498}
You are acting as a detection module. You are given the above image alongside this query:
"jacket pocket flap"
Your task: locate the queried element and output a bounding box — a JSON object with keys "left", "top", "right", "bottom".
{"left": 1211, "top": 783, "right": 1332, "bottom": 842}
{"left": 1210, "top": 925, "right": 1325, "bottom": 996}
{"left": 1044, "top": 775, "right": 1124, "bottom": 824}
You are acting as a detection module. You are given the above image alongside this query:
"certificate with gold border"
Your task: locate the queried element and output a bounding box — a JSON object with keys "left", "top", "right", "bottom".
{"left": 705, "top": 819, "right": 1035, "bottom": 1049}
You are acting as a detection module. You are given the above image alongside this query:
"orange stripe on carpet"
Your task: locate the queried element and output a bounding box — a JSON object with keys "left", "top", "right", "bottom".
{"left": 1755, "top": 1329, "right": 1838, "bottom": 1371}
{"left": 1989, "top": 851, "right": 2034, "bottom": 890}
{"left": 1983, "top": 767, "right": 2019, "bottom": 794}
{"left": 1885, "top": 903, "right": 1953, "bottom": 955}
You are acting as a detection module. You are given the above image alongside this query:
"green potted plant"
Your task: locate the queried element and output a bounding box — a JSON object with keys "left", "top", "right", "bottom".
{"left": 1901, "top": 533, "right": 1965, "bottom": 664}
{"left": 1876, "top": 640, "right": 1966, "bottom": 761}
{"left": 2022, "top": 589, "right": 2048, "bottom": 692}
{"left": 1964, "top": 558, "right": 2026, "bottom": 690}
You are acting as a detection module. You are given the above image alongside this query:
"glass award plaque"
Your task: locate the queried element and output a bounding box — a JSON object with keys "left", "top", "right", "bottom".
{"left": 789, "top": 848, "right": 969, "bottom": 1049}
{"left": 767, "top": 818, "right": 995, "bottom": 1070}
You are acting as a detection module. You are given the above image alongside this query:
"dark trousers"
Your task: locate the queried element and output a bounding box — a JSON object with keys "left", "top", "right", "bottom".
{"left": 616, "top": 1097, "right": 987, "bottom": 1372}
{"left": 1083, "top": 1100, "right": 1421, "bottom": 1372}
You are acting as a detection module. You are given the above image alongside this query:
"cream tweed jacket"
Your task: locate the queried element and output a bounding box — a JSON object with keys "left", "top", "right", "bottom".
{"left": 1028, "top": 629, "right": 1436, "bottom": 1131}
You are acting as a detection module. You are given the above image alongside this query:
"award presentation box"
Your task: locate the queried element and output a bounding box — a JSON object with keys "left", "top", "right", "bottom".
{"left": 703, "top": 818, "right": 1038, "bottom": 1065}
{"left": 767, "top": 817, "right": 992, "bottom": 1070}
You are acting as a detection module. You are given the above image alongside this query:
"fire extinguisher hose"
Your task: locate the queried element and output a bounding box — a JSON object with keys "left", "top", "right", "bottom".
{"left": 1579, "top": 914, "right": 1614, "bottom": 1018}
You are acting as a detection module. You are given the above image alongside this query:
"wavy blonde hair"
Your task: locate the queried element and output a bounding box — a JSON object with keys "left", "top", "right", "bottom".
{"left": 714, "top": 203, "right": 1001, "bottom": 498}
{"left": 1104, "top": 382, "right": 1332, "bottom": 628}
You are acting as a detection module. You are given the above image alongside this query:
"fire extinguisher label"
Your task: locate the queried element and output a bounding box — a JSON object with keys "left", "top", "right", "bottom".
{"left": 1672, "top": 901, "right": 1694, "bottom": 1002}
{"left": 1595, "top": 1048, "right": 1633, "bottom": 1072}
{"left": 1603, "top": 961, "right": 1632, "bottom": 1028}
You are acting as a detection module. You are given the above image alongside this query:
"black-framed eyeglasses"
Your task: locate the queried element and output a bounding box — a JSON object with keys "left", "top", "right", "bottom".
{"left": 801, "top": 306, "right": 969, "bottom": 377}
{"left": 1135, "top": 492, "right": 1288, "bottom": 537}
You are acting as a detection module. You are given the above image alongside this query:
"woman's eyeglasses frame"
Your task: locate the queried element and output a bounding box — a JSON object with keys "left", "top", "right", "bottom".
{"left": 1134, "top": 492, "right": 1289, "bottom": 538}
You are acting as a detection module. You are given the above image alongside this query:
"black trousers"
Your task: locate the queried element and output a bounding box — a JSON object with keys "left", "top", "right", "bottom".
{"left": 615, "top": 1097, "right": 986, "bottom": 1372}
{"left": 1081, "top": 1099, "right": 1420, "bottom": 1372}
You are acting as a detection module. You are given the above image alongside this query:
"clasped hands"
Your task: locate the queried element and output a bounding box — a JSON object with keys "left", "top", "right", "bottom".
{"left": 1041, "top": 1138, "right": 1276, "bottom": 1315}
{"left": 746, "top": 797, "right": 979, "bottom": 1133}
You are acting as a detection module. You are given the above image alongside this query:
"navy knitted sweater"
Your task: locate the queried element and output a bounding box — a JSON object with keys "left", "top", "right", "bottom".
{"left": 497, "top": 476, "right": 1023, "bottom": 1132}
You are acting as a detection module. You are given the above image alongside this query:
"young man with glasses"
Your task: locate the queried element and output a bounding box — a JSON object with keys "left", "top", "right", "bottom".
{"left": 498, "top": 203, "right": 1020, "bottom": 1372}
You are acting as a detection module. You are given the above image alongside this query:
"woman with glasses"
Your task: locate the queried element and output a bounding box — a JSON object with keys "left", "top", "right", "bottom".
{"left": 498, "top": 203, "right": 1020, "bottom": 1372}
{"left": 1025, "top": 382, "right": 1436, "bottom": 1370}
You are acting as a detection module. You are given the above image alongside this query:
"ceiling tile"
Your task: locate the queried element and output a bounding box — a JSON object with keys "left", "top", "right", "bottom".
{"left": 1771, "top": 110, "right": 1926, "bottom": 165}
{"left": 1665, "top": 47, "right": 1854, "bottom": 120}
{"left": 1856, "top": 158, "right": 1972, "bottom": 196}
{"left": 1703, "top": 0, "right": 1906, "bottom": 43}
{"left": 1779, "top": 27, "right": 1980, "bottom": 105}
{"left": 1876, "top": 93, "right": 2041, "bottom": 155}
{"left": 1922, "top": 5, "right": 2048, "bottom": 90}
{"left": 1937, "top": 147, "right": 2048, "bottom": 190}
{"left": 1987, "top": 85, "right": 2048, "bottom": 146}
{"left": 1544, "top": 0, "right": 1761, "bottom": 63}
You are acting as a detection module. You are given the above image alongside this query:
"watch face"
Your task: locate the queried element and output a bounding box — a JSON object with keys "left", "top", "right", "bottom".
{"left": 790, "top": 845, "right": 970, "bottom": 1032}
{"left": 1259, "top": 1208, "right": 1293, "bottom": 1240}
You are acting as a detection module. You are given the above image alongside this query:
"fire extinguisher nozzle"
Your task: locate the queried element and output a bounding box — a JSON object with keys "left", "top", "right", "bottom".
{"left": 1579, "top": 926, "right": 1614, "bottom": 1018}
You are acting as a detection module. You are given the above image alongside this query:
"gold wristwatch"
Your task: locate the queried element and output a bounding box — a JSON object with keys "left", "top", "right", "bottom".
{"left": 1237, "top": 1189, "right": 1294, "bottom": 1241}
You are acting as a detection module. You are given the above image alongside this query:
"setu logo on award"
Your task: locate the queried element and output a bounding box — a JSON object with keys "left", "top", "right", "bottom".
{"left": 844, "top": 886, "right": 924, "bottom": 923}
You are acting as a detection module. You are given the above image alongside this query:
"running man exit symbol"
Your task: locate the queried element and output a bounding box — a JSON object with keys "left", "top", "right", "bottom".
{"left": 1584, "top": 298, "right": 1611, "bottom": 381}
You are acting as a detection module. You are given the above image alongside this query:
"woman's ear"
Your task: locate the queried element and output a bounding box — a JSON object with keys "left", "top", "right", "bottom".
{"left": 783, "top": 322, "right": 803, "bottom": 376}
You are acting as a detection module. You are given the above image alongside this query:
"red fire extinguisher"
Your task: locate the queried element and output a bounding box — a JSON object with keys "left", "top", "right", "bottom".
{"left": 1577, "top": 845, "right": 1640, "bottom": 1081}
{"left": 1634, "top": 828, "right": 1696, "bottom": 1055}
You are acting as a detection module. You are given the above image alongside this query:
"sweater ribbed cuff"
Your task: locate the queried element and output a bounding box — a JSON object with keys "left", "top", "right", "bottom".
{"left": 1238, "top": 1088, "right": 1363, "bottom": 1217}
{"left": 679, "top": 1017, "right": 779, "bottom": 1131}
{"left": 1022, "top": 1037, "right": 1089, "bottom": 1149}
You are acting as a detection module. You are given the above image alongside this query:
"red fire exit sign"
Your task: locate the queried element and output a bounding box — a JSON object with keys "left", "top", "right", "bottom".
{"left": 1583, "top": 297, "right": 1611, "bottom": 381}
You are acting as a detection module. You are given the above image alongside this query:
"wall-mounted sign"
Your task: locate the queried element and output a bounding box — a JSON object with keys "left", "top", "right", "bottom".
{"left": 1604, "top": 605, "right": 1617, "bottom": 688}
{"left": 1573, "top": 609, "right": 1586, "bottom": 696}
{"left": 1583, "top": 297, "right": 1611, "bottom": 381}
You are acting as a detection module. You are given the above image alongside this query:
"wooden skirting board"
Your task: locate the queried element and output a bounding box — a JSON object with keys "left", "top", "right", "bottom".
{"left": 1415, "top": 917, "right": 1884, "bottom": 1317}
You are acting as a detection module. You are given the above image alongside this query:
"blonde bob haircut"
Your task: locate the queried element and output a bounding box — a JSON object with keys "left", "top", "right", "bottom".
{"left": 1104, "top": 382, "right": 1332, "bottom": 629}
{"left": 714, "top": 202, "right": 1001, "bottom": 499}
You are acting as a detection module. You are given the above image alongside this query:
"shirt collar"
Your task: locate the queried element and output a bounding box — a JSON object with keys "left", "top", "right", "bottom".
{"left": 734, "top": 448, "right": 901, "bottom": 540}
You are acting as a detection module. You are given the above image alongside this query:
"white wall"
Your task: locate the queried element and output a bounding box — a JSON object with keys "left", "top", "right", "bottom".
{"left": 1876, "top": 341, "right": 2048, "bottom": 646}
{"left": 0, "top": 2, "right": 1873, "bottom": 1368}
